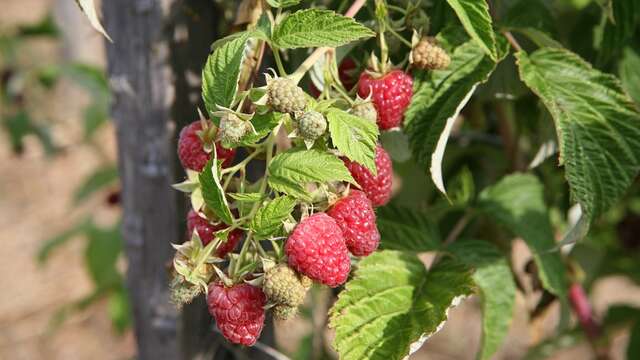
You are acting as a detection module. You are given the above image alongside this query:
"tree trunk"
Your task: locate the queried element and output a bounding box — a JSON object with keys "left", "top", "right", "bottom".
{"left": 102, "top": 1, "right": 275, "bottom": 359}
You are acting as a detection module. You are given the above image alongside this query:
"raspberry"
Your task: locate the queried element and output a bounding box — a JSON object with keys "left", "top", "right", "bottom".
{"left": 263, "top": 264, "right": 309, "bottom": 306}
{"left": 357, "top": 70, "right": 413, "bottom": 130}
{"left": 343, "top": 145, "right": 392, "bottom": 207}
{"left": 297, "top": 111, "right": 327, "bottom": 141}
{"left": 272, "top": 304, "right": 298, "bottom": 321}
{"left": 267, "top": 77, "right": 307, "bottom": 113}
{"left": 327, "top": 190, "right": 380, "bottom": 256}
{"left": 285, "top": 213, "right": 350, "bottom": 287}
{"left": 177, "top": 121, "right": 236, "bottom": 171}
{"left": 219, "top": 113, "right": 251, "bottom": 144}
{"left": 207, "top": 283, "right": 266, "bottom": 346}
{"left": 187, "top": 209, "right": 243, "bottom": 258}
{"left": 412, "top": 37, "right": 451, "bottom": 70}
{"left": 350, "top": 101, "right": 377, "bottom": 123}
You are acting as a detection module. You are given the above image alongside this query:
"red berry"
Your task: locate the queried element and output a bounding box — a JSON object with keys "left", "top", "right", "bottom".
{"left": 207, "top": 283, "right": 266, "bottom": 346}
{"left": 187, "top": 210, "right": 243, "bottom": 258}
{"left": 357, "top": 70, "right": 413, "bottom": 130}
{"left": 285, "top": 213, "right": 350, "bottom": 287}
{"left": 178, "top": 121, "right": 236, "bottom": 171}
{"left": 344, "top": 145, "right": 393, "bottom": 207}
{"left": 327, "top": 190, "right": 380, "bottom": 256}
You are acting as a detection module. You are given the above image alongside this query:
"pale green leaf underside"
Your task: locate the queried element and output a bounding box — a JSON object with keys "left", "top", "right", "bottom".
{"left": 405, "top": 39, "right": 504, "bottom": 195}
{"left": 448, "top": 240, "right": 516, "bottom": 360}
{"left": 75, "top": 0, "right": 112, "bottom": 42}
{"left": 517, "top": 48, "right": 640, "bottom": 221}
{"left": 446, "top": 0, "right": 497, "bottom": 60}
{"left": 202, "top": 32, "right": 250, "bottom": 124}
{"left": 330, "top": 251, "right": 474, "bottom": 360}
{"left": 478, "top": 173, "right": 566, "bottom": 297}
{"left": 268, "top": 149, "right": 355, "bottom": 200}
{"left": 377, "top": 205, "right": 440, "bottom": 252}
{"left": 250, "top": 196, "right": 296, "bottom": 239}
{"left": 199, "top": 160, "right": 233, "bottom": 225}
{"left": 272, "top": 9, "right": 374, "bottom": 49}
{"left": 327, "top": 108, "right": 379, "bottom": 174}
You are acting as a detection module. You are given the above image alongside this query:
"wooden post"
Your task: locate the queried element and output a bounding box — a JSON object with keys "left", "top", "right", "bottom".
{"left": 102, "top": 1, "right": 275, "bottom": 359}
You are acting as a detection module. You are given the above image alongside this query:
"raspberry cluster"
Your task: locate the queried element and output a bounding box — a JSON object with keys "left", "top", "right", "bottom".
{"left": 168, "top": 13, "right": 426, "bottom": 346}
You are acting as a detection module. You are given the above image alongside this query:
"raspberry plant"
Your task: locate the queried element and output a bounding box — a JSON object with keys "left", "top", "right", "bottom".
{"left": 161, "top": 0, "right": 640, "bottom": 358}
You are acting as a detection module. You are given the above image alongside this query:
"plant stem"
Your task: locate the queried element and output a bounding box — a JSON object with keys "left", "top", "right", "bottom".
{"left": 503, "top": 31, "right": 523, "bottom": 52}
{"left": 272, "top": 48, "right": 288, "bottom": 76}
{"left": 387, "top": 26, "right": 413, "bottom": 48}
{"left": 443, "top": 211, "right": 472, "bottom": 246}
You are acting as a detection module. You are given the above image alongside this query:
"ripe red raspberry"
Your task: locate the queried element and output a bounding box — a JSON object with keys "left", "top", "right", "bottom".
{"left": 327, "top": 190, "right": 380, "bottom": 256}
{"left": 177, "top": 121, "right": 236, "bottom": 171}
{"left": 344, "top": 145, "right": 393, "bottom": 207}
{"left": 285, "top": 213, "right": 350, "bottom": 287}
{"left": 357, "top": 70, "right": 413, "bottom": 130}
{"left": 187, "top": 210, "right": 242, "bottom": 258}
{"left": 207, "top": 283, "right": 266, "bottom": 346}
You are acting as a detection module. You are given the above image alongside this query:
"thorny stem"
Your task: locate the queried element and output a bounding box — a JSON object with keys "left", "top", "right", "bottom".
{"left": 290, "top": 0, "right": 367, "bottom": 82}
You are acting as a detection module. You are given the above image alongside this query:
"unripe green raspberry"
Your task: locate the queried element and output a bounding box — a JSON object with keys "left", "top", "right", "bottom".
{"left": 412, "top": 37, "right": 451, "bottom": 70}
{"left": 219, "top": 113, "right": 250, "bottom": 144}
{"left": 169, "top": 274, "right": 202, "bottom": 308}
{"left": 263, "top": 264, "right": 309, "bottom": 306}
{"left": 272, "top": 304, "right": 298, "bottom": 320}
{"left": 298, "top": 111, "right": 327, "bottom": 141}
{"left": 267, "top": 77, "right": 307, "bottom": 113}
{"left": 351, "top": 101, "right": 377, "bottom": 123}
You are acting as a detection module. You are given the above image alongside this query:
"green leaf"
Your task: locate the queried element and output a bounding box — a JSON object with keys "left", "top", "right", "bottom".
{"left": 199, "top": 159, "right": 234, "bottom": 224}
{"left": 478, "top": 173, "right": 566, "bottom": 297}
{"left": 272, "top": 9, "right": 374, "bottom": 49}
{"left": 629, "top": 321, "right": 640, "bottom": 360}
{"left": 330, "top": 251, "right": 475, "bottom": 360}
{"left": 250, "top": 196, "right": 296, "bottom": 239}
{"left": 267, "top": 0, "right": 301, "bottom": 8}
{"left": 596, "top": 0, "right": 637, "bottom": 65}
{"left": 620, "top": 47, "right": 640, "bottom": 106}
{"left": 75, "top": 0, "right": 112, "bottom": 42}
{"left": 73, "top": 165, "right": 119, "bottom": 204}
{"left": 268, "top": 149, "right": 355, "bottom": 201}
{"left": 516, "top": 48, "right": 640, "bottom": 221}
{"left": 327, "top": 108, "right": 379, "bottom": 173}
{"left": 237, "top": 112, "right": 281, "bottom": 146}
{"left": 83, "top": 102, "right": 108, "bottom": 140}
{"left": 500, "top": 0, "right": 561, "bottom": 48}
{"left": 202, "top": 32, "right": 251, "bottom": 124}
{"left": 37, "top": 218, "right": 91, "bottom": 264}
{"left": 85, "top": 224, "right": 123, "bottom": 287}
{"left": 228, "top": 192, "right": 264, "bottom": 202}
{"left": 448, "top": 240, "right": 516, "bottom": 360}
{"left": 445, "top": 0, "right": 497, "bottom": 60}
{"left": 108, "top": 286, "right": 132, "bottom": 334}
{"left": 405, "top": 39, "right": 506, "bottom": 195}
{"left": 377, "top": 205, "right": 440, "bottom": 252}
